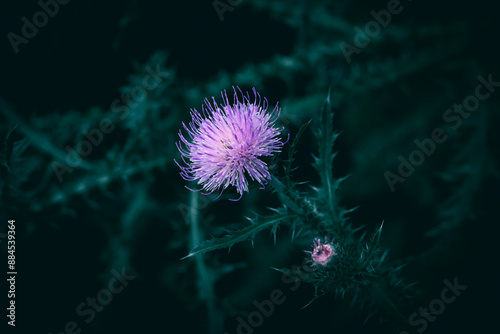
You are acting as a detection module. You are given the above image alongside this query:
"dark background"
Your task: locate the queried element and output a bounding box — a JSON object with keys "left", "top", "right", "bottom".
{"left": 1, "top": 0, "right": 499, "bottom": 333}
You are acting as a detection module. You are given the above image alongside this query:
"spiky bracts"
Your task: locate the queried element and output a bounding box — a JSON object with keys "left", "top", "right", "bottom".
{"left": 276, "top": 226, "right": 414, "bottom": 328}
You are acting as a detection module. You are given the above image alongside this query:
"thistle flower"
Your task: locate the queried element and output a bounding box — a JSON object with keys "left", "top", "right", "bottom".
{"left": 305, "top": 237, "right": 337, "bottom": 266}
{"left": 175, "top": 87, "right": 285, "bottom": 200}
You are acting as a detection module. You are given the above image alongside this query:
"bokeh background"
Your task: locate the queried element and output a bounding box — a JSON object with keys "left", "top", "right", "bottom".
{"left": 1, "top": 0, "right": 499, "bottom": 333}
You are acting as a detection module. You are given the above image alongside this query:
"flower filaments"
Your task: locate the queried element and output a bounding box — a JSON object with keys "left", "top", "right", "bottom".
{"left": 175, "top": 87, "right": 285, "bottom": 200}
{"left": 305, "top": 237, "right": 337, "bottom": 267}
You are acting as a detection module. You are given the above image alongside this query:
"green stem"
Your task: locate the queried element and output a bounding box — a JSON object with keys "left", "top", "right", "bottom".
{"left": 189, "top": 191, "right": 223, "bottom": 334}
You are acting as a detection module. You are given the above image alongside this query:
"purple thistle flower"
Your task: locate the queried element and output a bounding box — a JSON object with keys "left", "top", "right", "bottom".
{"left": 175, "top": 87, "right": 285, "bottom": 200}
{"left": 304, "top": 236, "right": 337, "bottom": 267}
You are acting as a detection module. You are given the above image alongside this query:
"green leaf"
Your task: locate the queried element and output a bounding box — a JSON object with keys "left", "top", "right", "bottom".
{"left": 312, "top": 89, "right": 340, "bottom": 208}
{"left": 182, "top": 213, "right": 296, "bottom": 259}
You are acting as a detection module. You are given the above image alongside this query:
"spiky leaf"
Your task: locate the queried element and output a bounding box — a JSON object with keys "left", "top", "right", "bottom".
{"left": 182, "top": 213, "right": 296, "bottom": 259}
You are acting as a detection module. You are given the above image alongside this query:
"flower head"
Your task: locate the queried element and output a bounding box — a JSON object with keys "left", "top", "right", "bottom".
{"left": 175, "top": 87, "right": 285, "bottom": 200}
{"left": 305, "top": 237, "right": 337, "bottom": 266}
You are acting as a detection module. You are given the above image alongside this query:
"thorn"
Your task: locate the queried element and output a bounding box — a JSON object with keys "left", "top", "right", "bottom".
{"left": 346, "top": 205, "right": 359, "bottom": 213}
{"left": 301, "top": 299, "right": 314, "bottom": 309}
{"left": 179, "top": 253, "right": 193, "bottom": 261}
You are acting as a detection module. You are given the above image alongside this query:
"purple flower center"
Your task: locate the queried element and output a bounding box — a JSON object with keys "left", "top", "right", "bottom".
{"left": 312, "top": 244, "right": 334, "bottom": 265}
{"left": 175, "top": 88, "right": 284, "bottom": 200}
